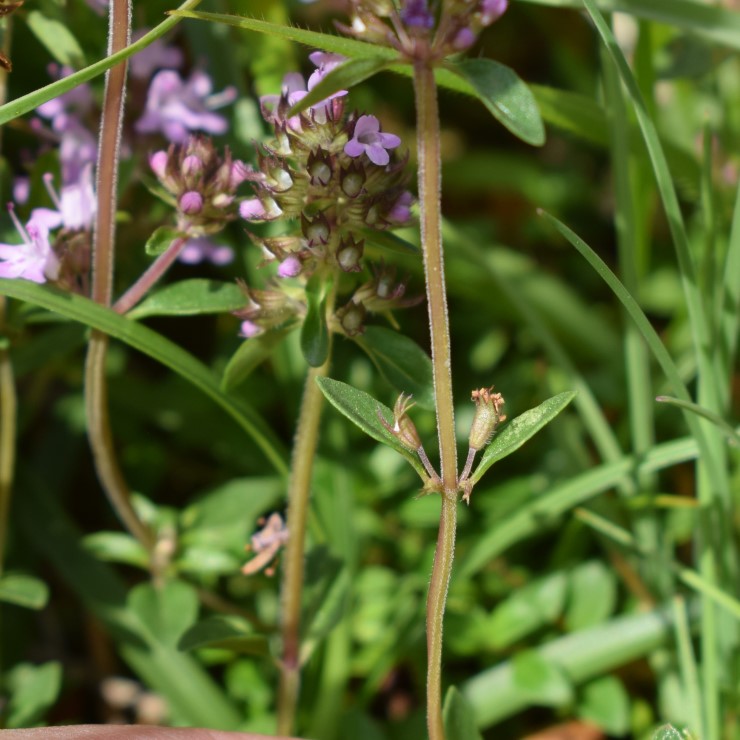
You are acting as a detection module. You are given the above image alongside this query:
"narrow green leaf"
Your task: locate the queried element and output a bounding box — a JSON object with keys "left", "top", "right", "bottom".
{"left": 446, "top": 59, "right": 545, "bottom": 146}
{"left": 360, "top": 227, "right": 419, "bottom": 256}
{"left": 470, "top": 391, "right": 576, "bottom": 485}
{"left": 301, "top": 290, "right": 329, "bottom": 367}
{"left": 301, "top": 567, "right": 352, "bottom": 664}
{"left": 82, "top": 531, "right": 149, "bottom": 569}
{"left": 315, "top": 376, "right": 427, "bottom": 478}
{"left": 0, "top": 0, "right": 204, "bottom": 126}
{"left": 128, "top": 279, "right": 246, "bottom": 320}
{"left": 5, "top": 662, "right": 62, "bottom": 728}
{"left": 512, "top": 650, "right": 574, "bottom": 706}
{"left": 519, "top": 0, "right": 740, "bottom": 53}
{"left": 0, "top": 573, "right": 49, "bottom": 610}
{"left": 168, "top": 10, "right": 399, "bottom": 61}
{"left": 289, "top": 57, "right": 394, "bottom": 116}
{"left": 178, "top": 616, "right": 270, "bottom": 657}
{"left": 221, "top": 326, "right": 294, "bottom": 392}
{"left": 26, "top": 11, "right": 86, "bottom": 67}
{"left": 443, "top": 686, "right": 484, "bottom": 740}
{"left": 0, "top": 278, "right": 288, "bottom": 475}
{"left": 128, "top": 580, "right": 199, "bottom": 649}
{"left": 656, "top": 395, "right": 740, "bottom": 447}
{"left": 144, "top": 225, "right": 182, "bottom": 257}
{"left": 355, "top": 326, "right": 434, "bottom": 410}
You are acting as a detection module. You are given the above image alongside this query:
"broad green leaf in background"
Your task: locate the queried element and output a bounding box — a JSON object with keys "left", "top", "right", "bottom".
{"left": 315, "top": 377, "right": 427, "bottom": 479}
{"left": 565, "top": 561, "right": 618, "bottom": 631}
{"left": 512, "top": 650, "right": 574, "bottom": 707}
{"left": 26, "top": 10, "right": 86, "bottom": 68}
{"left": 127, "top": 580, "right": 200, "bottom": 649}
{"left": 144, "top": 226, "right": 184, "bottom": 257}
{"left": 128, "top": 279, "right": 246, "bottom": 320}
{"left": 445, "top": 59, "right": 545, "bottom": 146}
{"left": 361, "top": 227, "right": 419, "bottom": 256}
{"left": 355, "top": 326, "right": 435, "bottom": 410}
{"left": 0, "top": 278, "right": 288, "bottom": 475}
{"left": 578, "top": 675, "right": 631, "bottom": 736}
{"left": 178, "top": 615, "right": 270, "bottom": 657}
{"left": 301, "top": 289, "right": 330, "bottom": 367}
{"left": 289, "top": 57, "right": 395, "bottom": 116}
{"left": 443, "top": 686, "right": 484, "bottom": 740}
{"left": 470, "top": 391, "right": 576, "bottom": 485}
{"left": 0, "top": 573, "right": 49, "bottom": 610}
{"left": 5, "top": 661, "right": 62, "bottom": 729}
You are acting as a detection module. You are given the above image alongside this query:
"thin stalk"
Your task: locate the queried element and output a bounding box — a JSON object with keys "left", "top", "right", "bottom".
{"left": 0, "top": 310, "right": 15, "bottom": 578}
{"left": 277, "top": 346, "right": 333, "bottom": 735}
{"left": 113, "top": 236, "right": 188, "bottom": 314}
{"left": 276, "top": 275, "right": 338, "bottom": 736}
{"left": 85, "top": 0, "right": 154, "bottom": 552}
{"left": 414, "top": 59, "right": 458, "bottom": 740}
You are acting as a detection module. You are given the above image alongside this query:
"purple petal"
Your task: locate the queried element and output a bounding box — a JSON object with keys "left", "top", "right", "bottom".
{"left": 378, "top": 132, "right": 401, "bottom": 149}
{"left": 344, "top": 139, "right": 366, "bottom": 158}
{"left": 353, "top": 115, "right": 380, "bottom": 138}
{"left": 366, "top": 145, "right": 390, "bottom": 167}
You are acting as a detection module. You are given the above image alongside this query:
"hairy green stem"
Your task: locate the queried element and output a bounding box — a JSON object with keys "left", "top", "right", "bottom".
{"left": 113, "top": 237, "right": 188, "bottom": 314}
{"left": 277, "top": 358, "right": 331, "bottom": 735}
{"left": 414, "top": 60, "right": 458, "bottom": 740}
{"left": 85, "top": 0, "right": 153, "bottom": 552}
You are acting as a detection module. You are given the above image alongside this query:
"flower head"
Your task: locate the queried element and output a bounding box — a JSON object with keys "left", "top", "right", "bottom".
{"left": 136, "top": 70, "right": 236, "bottom": 143}
{"left": 401, "top": 0, "right": 435, "bottom": 29}
{"left": 129, "top": 29, "right": 184, "bottom": 80}
{"left": 178, "top": 236, "right": 234, "bottom": 266}
{"left": 344, "top": 115, "right": 401, "bottom": 166}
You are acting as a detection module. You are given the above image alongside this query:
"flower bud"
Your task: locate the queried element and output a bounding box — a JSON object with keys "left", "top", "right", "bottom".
{"left": 341, "top": 163, "right": 366, "bottom": 198}
{"left": 180, "top": 190, "right": 204, "bottom": 215}
{"left": 335, "top": 301, "right": 366, "bottom": 336}
{"left": 336, "top": 235, "right": 364, "bottom": 272}
{"left": 302, "top": 211, "right": 331, "bottom": 246}
{"left": 308, "top": 150, "right": 332, "bottom": 187}
{"left": 468, "top": 387, "right": 506, "bottom": 451}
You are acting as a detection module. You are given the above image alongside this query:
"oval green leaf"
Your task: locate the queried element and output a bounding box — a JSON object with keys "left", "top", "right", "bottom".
{"left": 145, "top": 226, "right": 184, "bottom": 257}
{"left": 128, "top": 279, "right": 246, "bottom": 320}
{"left": 470, "top": 391, "right": 576, "bottom": 485}
{"left": 355, "top": 326, "right": 434, "bottom": 410}
{"left": 26, "top": 11, "right": 86, "bottom": 68}
{"left": 315, "top": 376, "right": 427, "bottom": 479}
{"left": 128, "top": 580, "right": 199, "bottom": 648}
{"left": 447, "top": 58, "right": 545, "bottom": 146}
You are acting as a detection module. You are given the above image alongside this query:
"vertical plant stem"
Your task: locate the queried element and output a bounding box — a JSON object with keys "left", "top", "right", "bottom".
{"left": 85, "top": 0, "right": 154, "bottom": 552}
{"left": 414, "top": 60, "right": 458, "bottom": 740}
{"left": 277, "top": 358, "right": 331, "bottom": 736}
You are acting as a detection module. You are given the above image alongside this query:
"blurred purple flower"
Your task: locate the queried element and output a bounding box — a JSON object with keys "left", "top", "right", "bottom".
{"left": 85, "top": 0, "right": 108, "bottom": 14}
{"left": 480, "top": 0, "right": 508, "bottom": 24}
{"left": 36, "top": 65, "right": 94, "bottom": 132}
{"left": 31, "top": 165, "right": 97, "bottom": 232}
{"left": 240, "top": 197, "right": 282, "bottom": 222}
{"left": 344, "top": 115, "right": 401, "bottom": 166}
{"left": 277, "top": 255, "right": 301, "bottom": 278}
{"left": 0, "top": 207, "right": 60, "bottom": 284}
{"left": 240, "top": 320, "right": 262, "bottom": 339}
{"left": 179, "top": 236, "right": 234, "bottom": 266}
{"left": 401, "top": 0, "right": 435, "bottom": 29}
{"left": 135, "top": 70, "right": 237, "bottom": 143}
{"left": 130, "top": 29, "right": 184, "bottom": 79}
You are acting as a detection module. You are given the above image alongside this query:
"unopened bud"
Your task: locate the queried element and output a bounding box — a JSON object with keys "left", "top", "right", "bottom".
{"left": 335, "top": 301, "right": 366, "bottom": 336}
{"left": 336, "top": 235, "right": 364, "bottom": 272}
{"left": 302, "top": 211, "right": 331, "bottom": 246}
{"left": 468, "top": 387, "right": 506, "bottom": 451}
{"left": 180, "top": 190, "right": 204, "bottom": 215}
{"left": 341, "top": 164, "right": 366, "bottom": 198}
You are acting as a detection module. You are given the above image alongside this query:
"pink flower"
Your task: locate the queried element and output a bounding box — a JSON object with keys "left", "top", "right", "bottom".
{"left": 135, "top": 70, "right": 236, "bottom": 143}
{"left": 344, "top": 115, "right": 401, "bottom": 166}
{"left": 129, "top": 29, "right": 184, "bottom": 80}
{"left": 0, "top": 207, "right": 60, "bottom": 284}
{"left": 277, "top": 255, "right": 301, "bottom": 278}
{"left": 179, "top": 236, "right": 234, "bottom": 266}
{"left": 240, "top": 197, "right": 282, "bottom": 222}
{"left": 31, "top": 166, "right": 97, "bottom": 232}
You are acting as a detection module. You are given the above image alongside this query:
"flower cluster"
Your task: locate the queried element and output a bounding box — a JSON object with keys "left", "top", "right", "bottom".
{"left": 236, "top": 53, "right": 416, "bottom": 338}
{"left": 340, "top": 0, "right": 508, "bottom": 57}
{"left": 150, "top": 136, "right": 249, "bottom": 237}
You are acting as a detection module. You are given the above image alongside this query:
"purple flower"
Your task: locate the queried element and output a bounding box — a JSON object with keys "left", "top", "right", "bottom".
{"left": 401, "top": 0, "right": 435, "bottom": 29}
{"left": 277, "top": 255, "right": 302, "bottom": 278}
{"left": 480, "top": 0, "right": 508, "bottom": 25}
{"left": 59, "top": 121, "right": 98, "bottom": 184}
{"left": 344, "top": 115, "right": 401, "bottom": 166}
{"left": 179, "top": 191, "right": 204, "bottom": 215}
{"left": 0, "top": 207, "right": 60, "bottom": 284}
{"left": 179, "top": 236, "right": 234, "bottom": 266}
{"left": 129, "top": 29, "right": 184, "bottom": 80}
{"left": 31, "top": 166, "right": 96, "bottom": 232}
{"left": 36, "top": 65, "right": 94, "bottom": 132}
{"left": 240, "top": 320, "right": 262, "bottom": 339}
{"left": 388, "top": 191, "right": 414, "bottom": 223}
{"left": 135, "top": 70, "right": 237, "bottom": 143}
{"left": 240, "top": 197, "right": 282, "bottom": 222}
{"left": 453, "top": 28, "right": 476, "bottom": 51}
